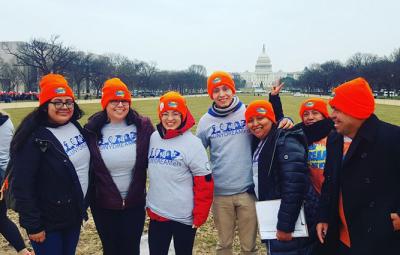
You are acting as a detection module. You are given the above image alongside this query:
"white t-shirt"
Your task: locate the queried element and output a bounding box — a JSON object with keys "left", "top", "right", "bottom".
{"left": 99, "top": 122, "right": 137, "bottom": 198}
{"left": 47, "top": 122, "right": 90, "bottom": 197}
{"left": 252, "top": 139, "right": 267, "bottom": 200}
{"left": 146, "top": 130, "right": 211, "bottom": 225}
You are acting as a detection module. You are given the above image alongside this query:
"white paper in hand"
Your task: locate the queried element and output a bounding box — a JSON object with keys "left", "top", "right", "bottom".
{"left": 255, "top": 199, "right": 308, "bottom": 240}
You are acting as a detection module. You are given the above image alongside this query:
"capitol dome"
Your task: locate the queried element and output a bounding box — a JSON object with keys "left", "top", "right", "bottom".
{"left": 255, "top": 44, "right": 272, "bottom": 74}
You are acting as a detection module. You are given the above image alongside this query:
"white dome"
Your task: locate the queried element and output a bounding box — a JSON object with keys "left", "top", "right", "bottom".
{"left": 255, "top": 45, "right": 272, "bottom": 73}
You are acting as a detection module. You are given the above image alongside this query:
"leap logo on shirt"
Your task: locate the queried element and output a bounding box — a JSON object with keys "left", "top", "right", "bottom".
{"left": 99, "top": 131, "right": 137, "bottom": 150}
{"left": 148, "top": 147, "right": 182, "bottom": 167}
{"left": 210, "top": 120, "right": 248, "bottom": 138}
{"left": 62, "top": 134, "right": 87, "bottom": 157}
{"left": 308, "top": 143, "right": 327, "bottom": 169}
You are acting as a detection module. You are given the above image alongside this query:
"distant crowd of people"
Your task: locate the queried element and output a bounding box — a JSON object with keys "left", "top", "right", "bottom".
{"left": 0, "top": 91, "right": 38, "bottom": 102}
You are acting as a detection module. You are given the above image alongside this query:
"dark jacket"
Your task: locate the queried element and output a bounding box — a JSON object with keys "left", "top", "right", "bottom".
{"left": 0, "top": 114, "right": 8, "bottom": 126}
{"left": 85, "top": 111, "right": 154, "bottom": 210}
{"left": 318, "top": 114, "right": 400, "bottom": 255}
{"left": 13, "top": 121, "right": 91, "bottom": 234}
{"left": 253, "top": 125, "right": 312, "bottom": 253}
{"left": 0, "top": 114, "right": 10, "bottom": 182}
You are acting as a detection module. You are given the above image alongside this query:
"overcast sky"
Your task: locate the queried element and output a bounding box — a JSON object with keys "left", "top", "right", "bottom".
{"left": 1, "top": 0, "right": 400, "bottom": 74}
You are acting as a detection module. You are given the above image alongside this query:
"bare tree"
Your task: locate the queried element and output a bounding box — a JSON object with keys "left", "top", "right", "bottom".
{"left": 138, "top": 61, "right": 157, "bottom": 89}
{"left": 66, "top": 52, "right": 93, "bottom": 98}
{"left": 88, "top": 56, "right": 115, "bottom": 97}
{"left": 0, "top": 59, "right": 22, "bottom": 91}
{"left": 187, "top": 64, "right": 207, "bottom": 90}
{"left": 5, "top": 35, "right": 77, "bottom": 75}
{"left": 113, "top": 56, "right": 143, "bottom": 90}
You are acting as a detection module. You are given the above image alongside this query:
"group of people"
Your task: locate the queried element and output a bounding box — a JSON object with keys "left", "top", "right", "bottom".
{"left": 0, "top": 91, "right": 38, "bottom": 103}
{"left": 0, "top": 70, "right": 399, "bottom": 255}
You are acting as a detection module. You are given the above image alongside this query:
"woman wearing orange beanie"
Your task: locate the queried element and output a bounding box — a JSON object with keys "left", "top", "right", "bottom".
{"left": 85, "top": 78, "right": 154, "bottom": 255}
{"left": 10, "top": 73, "right": 92, "bottom": 255}
{"left": 245, "top": 100, "right": 314, "bottom": 255}
{"left": 270, "top": 90, "right": 335, "bottom": 254}
{"left": 146, "top": 91, "right": 214, "bottom": 255}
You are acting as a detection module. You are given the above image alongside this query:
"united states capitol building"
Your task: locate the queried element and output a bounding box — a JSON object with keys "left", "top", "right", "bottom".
{"left": 239, "top": 45, "right": 300, "bottom": 89}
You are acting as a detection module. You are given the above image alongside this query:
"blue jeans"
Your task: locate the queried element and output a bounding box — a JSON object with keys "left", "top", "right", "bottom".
{"left": 31, "top": 225, "right": 81, "bottom": 255}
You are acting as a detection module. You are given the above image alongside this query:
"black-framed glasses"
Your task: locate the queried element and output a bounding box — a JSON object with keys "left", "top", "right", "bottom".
{"left": 109, "top": 100, "right": 130, "bottom": 107}
{"left": 49, "top": 100, "right": 75, "bottom": 109}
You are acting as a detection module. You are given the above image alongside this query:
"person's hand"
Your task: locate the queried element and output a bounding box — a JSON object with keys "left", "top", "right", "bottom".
{"left": 29, "top": 231, "right": 46, "bottom": 243}
{"left": 391, "top": 213, "right": 400, "bottom": 231}
{"left": 18, "top": 248, "right": 33, "bottom": 255}
{"left": 192, "top": 224, "right": 199, "bottom": 229}
{"left": 316, "top": 223, "right": 329, "bottom": 243}
{"left": 278, "top": 117, "right": 294, "bottom": 129}
{"left": 270, "top": 80, "right": 285, "bottom": 96}
{"left": 276, "top": 230, "right": 292, "bottom": 241}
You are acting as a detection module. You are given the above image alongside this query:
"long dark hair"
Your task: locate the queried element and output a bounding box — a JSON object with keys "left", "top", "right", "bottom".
{"left": 10, "top": 102, "right": 84, "bottom": 156}
{"left": 85, "top": 108, "right": 142, "bottom": 140}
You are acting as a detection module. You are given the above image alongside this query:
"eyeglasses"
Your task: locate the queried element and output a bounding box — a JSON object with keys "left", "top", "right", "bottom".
{"left": 49, "top": 100, "right": 75, "bottom": 109}
{"left": 109, "top": 100, "right": 130, "bottom": 107}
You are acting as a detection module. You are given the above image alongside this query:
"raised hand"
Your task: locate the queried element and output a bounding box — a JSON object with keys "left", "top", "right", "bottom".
{"left": 270, "top": 79, "right": 285, "bottom": 96}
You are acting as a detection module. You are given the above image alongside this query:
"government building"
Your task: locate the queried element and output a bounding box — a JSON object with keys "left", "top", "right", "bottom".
{"left": 240, "top": 44, "right": 300, "bottom": 89}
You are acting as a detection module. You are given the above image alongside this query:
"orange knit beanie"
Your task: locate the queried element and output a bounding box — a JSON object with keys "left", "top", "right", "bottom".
{"left": 245, "top": 100, "right": 276, "bottom": 124}
{"left": 101, "top": 78, "right": 132, "bottom": 109}
{"left": 158, "top": 91, "right": 188, "bottom": 121}
{"left": 299, "top": 98, "right": 329, "bottom": 120}
{"left": 207, "top": 71, "right": 236, "bottom": 99}
{"left": 329, "top": 77, "right": 375, "bottom": 119}
{"left": 39, "top": 74, "right": 74, "bottom": 106}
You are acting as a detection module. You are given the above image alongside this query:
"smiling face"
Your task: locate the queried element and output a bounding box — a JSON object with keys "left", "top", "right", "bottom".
{"left": 247, "top": 116, "right": 273, "bottom": 140}
{"left": 302, "top": 110, "right": 325, "bottom": 126}
{"left": 106, "top": 100, "right": 130, "bottom": 123}
{"left": 330, "top": 107, "right": 364, "bottom": 138}
{"left": 161, "top": 110, "right": 182, "bottom": 130}
{"left": 47, "top": 96, "right": 74, "bottom": 125}
{"left": 212, "top": 85, "right": 234, "bottom": 108}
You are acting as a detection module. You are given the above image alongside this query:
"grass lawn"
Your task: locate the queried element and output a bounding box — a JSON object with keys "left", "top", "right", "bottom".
{"left": 1, "top": 94, "right": 399, "bottom": 254}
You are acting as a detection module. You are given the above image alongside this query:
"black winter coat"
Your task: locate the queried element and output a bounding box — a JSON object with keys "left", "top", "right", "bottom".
{"left": 253, "top": 125, "right": 312, "bottom": 254}
{"left": 13, "top": 121, "right": 92, "bottom": 234}
{"left": 318, "top": 114, "right": 400, "bottom": 255}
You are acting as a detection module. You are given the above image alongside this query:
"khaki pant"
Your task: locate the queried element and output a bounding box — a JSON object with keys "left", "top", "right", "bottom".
{"left": 213, "top": 192, "right": 258, "bottom": 255}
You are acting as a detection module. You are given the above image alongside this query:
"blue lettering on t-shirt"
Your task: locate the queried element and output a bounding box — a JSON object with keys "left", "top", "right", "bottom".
{"left": 99, "top": 131, "right": 137, "bottom": 150}
{"left": 308, "top": 143, "right": 327, "bottom": 169}
{"left": 148, "top": 147, "right": 182, "bottom": 167}
{"left": 62, "top": 134, "right": 88, "bottom": 157}
{"left": 210, "top": 120, "right": 247, "bottom": 138}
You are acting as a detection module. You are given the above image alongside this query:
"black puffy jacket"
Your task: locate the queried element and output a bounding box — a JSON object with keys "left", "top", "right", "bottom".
{"left": 12, "top": 121, "right": 92, "bottom": 234}
{"left": 253, "top": 125, "right": 312, "bottom": 253}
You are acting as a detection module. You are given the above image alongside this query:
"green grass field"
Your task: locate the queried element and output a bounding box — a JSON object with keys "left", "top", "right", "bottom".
{"left": 4, "top": 94, "right": 400, "bottom": 127}
{"left": 1, "top": 94, "right": 399, "bottom": 254}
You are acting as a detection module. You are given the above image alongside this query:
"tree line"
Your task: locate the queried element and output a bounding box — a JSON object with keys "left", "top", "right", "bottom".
{"left": 281, "top": 49, "right": 400, "bottom": 95}
{"left": 0, "top": 36, "right": 228, "bottom": 98}
{"left": 2, "top": 36, "right": 398, "bottom": 98}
